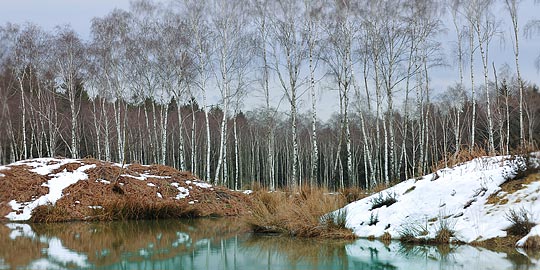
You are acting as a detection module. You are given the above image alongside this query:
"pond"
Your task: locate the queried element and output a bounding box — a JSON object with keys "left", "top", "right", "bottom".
{"left": 1, "top": 219, "right": 538, "bottom": 270}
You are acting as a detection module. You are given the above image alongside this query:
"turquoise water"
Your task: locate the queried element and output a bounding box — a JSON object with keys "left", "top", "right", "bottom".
{"left": 1, "top": 219, "right": 537, "bottom": 270}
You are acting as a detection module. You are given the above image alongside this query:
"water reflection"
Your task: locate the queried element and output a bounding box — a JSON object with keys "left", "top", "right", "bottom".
{"left": 0, "top": 219, "right": 538, "bottom": 270}
{"left": 346, "top": 240, "right": 540, "bottom": 270}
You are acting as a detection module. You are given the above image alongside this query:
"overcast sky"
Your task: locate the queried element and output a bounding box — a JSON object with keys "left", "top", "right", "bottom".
{"left": 0, "top": 0, "right": 539, "bottom": 121}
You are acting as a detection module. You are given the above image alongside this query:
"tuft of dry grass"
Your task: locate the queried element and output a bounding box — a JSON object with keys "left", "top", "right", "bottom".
{"left": 30, "top": 203, "right": 73, "bottom": 223}
{"left": 433, "top": 227, "right": 454, "bottom": 244}
{"left": 471, "top": 236, "right": 522, "bottom": 250}
{"left": 370, "top": 192, "right": 397, "bottom": 210}
{"left": 341, "top": 186, "right": 369, "bottom": 203}
{"left": 432, "top": 147, "right": 488, "bottom": 172}
{"left": 505, "top": 207, "right": 535, "bottom": 237}
{"left": 30, "top": 199, "right": 199, "bottom": 223}
{"left": 244, "top": 186, "right": 356, "bottom": 239}
{"left": 380, "top": 231, "right": 392, "bottom": 245}
{"left": 522, "top": 236, "right": 540, "bottom": 250}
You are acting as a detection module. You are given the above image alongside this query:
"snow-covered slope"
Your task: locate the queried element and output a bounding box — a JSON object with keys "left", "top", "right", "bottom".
{"left": 339, "top": 154, "right": 540, "bottom": 247}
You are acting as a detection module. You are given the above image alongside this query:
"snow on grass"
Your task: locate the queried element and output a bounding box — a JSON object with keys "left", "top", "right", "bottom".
{"left": 121, "top": 173, "right": 171, "bottom": 181}
{"left": 11, "top": 158, "right": 81, "bottom": 175}
{"left": 121, "top": 174, "right": 146, "bottom": 181}
{"left": 5, "top": 163, "right": 96, "bottom": 221}
{"left": 171, "top": 182, "right": 189, "bottom": 199}
{"left": 339, "top": 155, "right": 539, "bottom": 244}
{"left": 517, "top": 224, "right": 540, "bottom": 248}
{"left": 186, "top": 180, "right": 212, "bottom": 189}
{"left": 97, "top": 179, "right": 110, "bottom": 184}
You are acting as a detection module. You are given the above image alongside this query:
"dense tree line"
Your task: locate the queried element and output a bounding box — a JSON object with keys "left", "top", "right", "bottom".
{"left": 0, "top": 0, "right": 539, "bottom": 190}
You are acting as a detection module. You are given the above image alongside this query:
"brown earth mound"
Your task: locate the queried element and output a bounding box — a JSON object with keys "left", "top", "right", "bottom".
{"left": 0, "top": 158, "right": 251, "bottom": 222}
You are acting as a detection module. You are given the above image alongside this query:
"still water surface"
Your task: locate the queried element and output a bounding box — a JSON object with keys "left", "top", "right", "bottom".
{"left": 1, "top": 219, "right": 538, "bottom": 270}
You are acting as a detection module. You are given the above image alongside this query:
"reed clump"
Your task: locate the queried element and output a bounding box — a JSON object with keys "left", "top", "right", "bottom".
{"left": 244, "top": 185, "right": 356, "bottom": 239}
{"left": 30, "top": 199, "right": 199, "bottom": 223}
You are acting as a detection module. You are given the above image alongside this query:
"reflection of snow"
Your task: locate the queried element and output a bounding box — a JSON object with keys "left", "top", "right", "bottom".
{"left": 47, "top": 238, "right": 89, "bottom": 268}
{"left": 5, "top": 223, "right": 36, "bottom": 240}
{"left": 4, "top": 223, "right": 89, "bottom": 269}
{"left": 172, "top": 232, "right": 190, "bottom": 248}
{"left": 346, "top": 239, "right": 537, "bottom": 270}
{"left": 194, "top": 239, "right": 209, "bottom": 247}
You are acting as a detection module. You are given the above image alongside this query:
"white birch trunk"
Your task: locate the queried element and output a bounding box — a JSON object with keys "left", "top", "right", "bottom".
{"left": 476, "top": 21, "right": 495, "bottom": 154}
{"left": 176, "top": 101, "right": 186, "bottom": 170}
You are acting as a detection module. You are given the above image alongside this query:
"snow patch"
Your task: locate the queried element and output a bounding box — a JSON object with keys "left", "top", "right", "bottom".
{"left": 186, "top": 180, "right": 212, "bottom": 189}
{"left": 121, "top": 174, "right": 146, "bottom": 181}
{"left": 11, "top": 158, "right": 81, "bottom": 175}
{"left": 171, "top": 182, "right": 189, "bottom": 199}
{"left": 97, "top": 179, "right": 110, "bottom": 184}
{"left": 5, "top": 163, "right": 96, "bottom": 221}
{"left": 157, "top": 192, "right": 163, "bottom": 198}
{"left": 88, "top": 206, "right": 102, "bottom": 209}
{"left": 517, "top": 224, "right": 540, "bottom": 247}
{"left": 147, "top": 183, "right": 156, "bottom": 187}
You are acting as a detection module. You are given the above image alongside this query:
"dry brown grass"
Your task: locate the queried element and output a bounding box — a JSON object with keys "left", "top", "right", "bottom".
{"left": 471, "top": 235, "right": 522, "bottom": 250}
{"left": 522, "top": 236, "right": 540, "bottom": 250}
{"left": 487, "top": 172, "right": 540, "bottom": 205}
{"left": 341, "top": 186, "right": 369, "bottom": 203}
{"left": 433, "top": 228, "right": 454, "bottom": 244}
{"left": 380, "top": 232, "right": 392, "bottom": 245}
{"left": 244, "top": 186, "right": 356, "bottom": 239}
{"left": 1, "top": 158, "right": 251, "bottom": 222}
{"left": 432, "top": 147, "right": 488, "bottom": 172}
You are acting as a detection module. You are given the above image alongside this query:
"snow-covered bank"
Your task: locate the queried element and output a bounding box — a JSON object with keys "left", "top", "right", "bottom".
{"left": 339, "top": 153, "right": 540, "bottom": 247}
